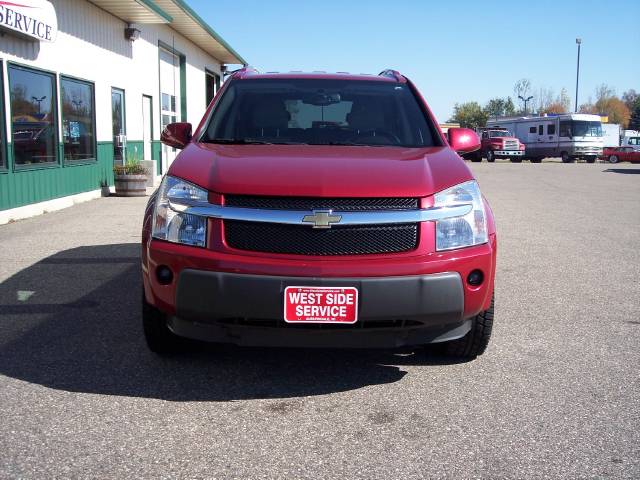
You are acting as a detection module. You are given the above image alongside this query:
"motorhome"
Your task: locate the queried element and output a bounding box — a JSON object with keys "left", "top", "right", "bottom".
{"left": 489, "top": 114, "right": 603, "bottom": 163}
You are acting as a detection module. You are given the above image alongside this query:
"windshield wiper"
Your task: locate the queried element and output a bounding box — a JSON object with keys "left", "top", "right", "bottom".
{"left": 207, "top": 138, "right": 274, "bottom": 145}
{"left": 309, "top": 141, "right": 387, "bottom": 147}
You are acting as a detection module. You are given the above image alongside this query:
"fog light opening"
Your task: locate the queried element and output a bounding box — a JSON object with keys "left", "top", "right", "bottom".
{"left": 156, "top": 265, "right": 174, "bottom": 285}
{"left": 467, "top": 270, "right": 484, "bottom": 287}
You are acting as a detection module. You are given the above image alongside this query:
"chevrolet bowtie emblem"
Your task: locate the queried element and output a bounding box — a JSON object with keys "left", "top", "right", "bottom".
{"left": 302, "top": 210, "right": 342, "bottom": 228}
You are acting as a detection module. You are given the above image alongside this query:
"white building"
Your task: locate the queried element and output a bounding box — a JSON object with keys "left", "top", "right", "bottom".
{"left": 0, "top": 0, "right": 245, "bottom": 223}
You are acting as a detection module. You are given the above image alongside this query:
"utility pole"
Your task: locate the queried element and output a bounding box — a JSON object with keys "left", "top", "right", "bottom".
{"left": 575, "top": 38, "right": 582, "bottom": 113}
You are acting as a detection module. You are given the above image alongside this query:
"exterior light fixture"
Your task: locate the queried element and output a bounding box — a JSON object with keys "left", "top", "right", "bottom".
{"left": 125, "top": 26, "right": 141, "bottom": 41}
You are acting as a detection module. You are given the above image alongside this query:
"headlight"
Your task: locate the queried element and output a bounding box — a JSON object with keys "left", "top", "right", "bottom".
{"left": 152, "top": 176, "right": 208, "bottom": 247}
{"left": 434, "top": 180, "right": 487, "bottom": 251}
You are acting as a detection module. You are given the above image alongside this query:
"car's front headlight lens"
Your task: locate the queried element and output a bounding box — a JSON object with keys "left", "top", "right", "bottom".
{"left": 152, "top": 176, "right": 208, "bottom": 247}
{"left": 434, "top": 180, "right": 487, "bottom": 251}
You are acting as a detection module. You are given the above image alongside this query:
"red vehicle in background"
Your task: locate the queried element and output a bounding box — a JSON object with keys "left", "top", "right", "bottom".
{"left": 469, "top": 128, "right": 525, "bottom": 163}
{"left": 603, "top": 146, "right": 640, "bottom": 163}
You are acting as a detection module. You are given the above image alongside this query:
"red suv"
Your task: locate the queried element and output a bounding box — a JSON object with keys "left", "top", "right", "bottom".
{"left": 142, "top": 69, "right": 497, "bottom": 359}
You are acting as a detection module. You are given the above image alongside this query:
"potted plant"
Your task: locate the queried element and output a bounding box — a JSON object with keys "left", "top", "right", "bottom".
{"left": 113, "top": 151, "right": 149, "bottom": 197}
{"left": 100, "top": 179, "right": 111, "bottom": 197}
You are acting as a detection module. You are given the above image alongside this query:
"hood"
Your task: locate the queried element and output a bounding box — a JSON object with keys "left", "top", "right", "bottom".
{"left": 487, "top": 136, "right": 517, "bottom": 143}
{"left": 167, "top": 143, "right": 474, "bottom": 198}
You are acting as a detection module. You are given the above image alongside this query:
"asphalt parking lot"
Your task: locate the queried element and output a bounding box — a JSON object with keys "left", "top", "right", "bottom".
{"left": 1, "top": 162, "right": 639, "bottom": 479}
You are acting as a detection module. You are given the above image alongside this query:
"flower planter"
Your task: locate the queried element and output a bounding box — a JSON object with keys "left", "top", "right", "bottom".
{"left": 114, "top": 174, "right": 147, "bottom": 197}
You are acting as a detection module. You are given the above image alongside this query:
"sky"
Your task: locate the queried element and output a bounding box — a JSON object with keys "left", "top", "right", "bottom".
{"left": 189, "top": 0, "right": 640, "bottom": 122}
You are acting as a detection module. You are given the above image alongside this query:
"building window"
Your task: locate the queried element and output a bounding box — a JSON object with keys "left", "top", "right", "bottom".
{"left": 205, "top": 70, "right": 220, "bottom": 106}
{"left": 161, "top": 93, "right": 177, "bottom": 136}
{"left": 111, "top": 88, "right": 126, "bottom": 165}
{"left": 8, "top": 65, "right": 57, "bottom": 166}
{"left": 61, "top": 77, "right": 96, "bottom": 163}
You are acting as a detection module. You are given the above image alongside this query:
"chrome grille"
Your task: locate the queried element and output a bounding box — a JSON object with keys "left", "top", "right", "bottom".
{"left": 222, "top": 196, "right": 420, "bottom": 256}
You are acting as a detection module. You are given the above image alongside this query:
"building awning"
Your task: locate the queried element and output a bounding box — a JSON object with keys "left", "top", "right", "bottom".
{"left": 88, "top": 0, "right": 246, "bottom": 65}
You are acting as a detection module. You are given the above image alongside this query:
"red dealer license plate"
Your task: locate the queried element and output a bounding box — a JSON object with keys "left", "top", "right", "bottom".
{"left": 284, "top": 286, "right": 359, "bottom": 324}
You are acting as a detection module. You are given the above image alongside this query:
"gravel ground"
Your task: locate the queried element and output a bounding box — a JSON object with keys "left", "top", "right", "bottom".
{"left": 0, "top": 161, "right": 639, "bottom": 479}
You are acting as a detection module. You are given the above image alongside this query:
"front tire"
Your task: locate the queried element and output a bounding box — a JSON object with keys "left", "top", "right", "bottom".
{"left": 586, "top": 156, "right": 596, "bottom": 164}
{"left": 143, "top": 293, "right": 183, "bottom": 354}
{"left": 561, "top": 151, "right": 573, "bottom": 163}
{"left": 609, "top": 155, "right": 619, "bottom": 164}
{"left": 485, "top": 150, "right": 495, "bottom": 163}
{"left": 442, "top": 295, "right": 494, "bottom": 359}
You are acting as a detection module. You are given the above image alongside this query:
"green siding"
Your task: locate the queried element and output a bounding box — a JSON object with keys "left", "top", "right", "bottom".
{"left": 0, "top": 141, "right": 114, "bottom": 211}
{"left": 152, "top": 140, "right": 162, "bottom": 175}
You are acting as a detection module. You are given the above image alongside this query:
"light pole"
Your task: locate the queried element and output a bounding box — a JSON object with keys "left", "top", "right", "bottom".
{"left": 518, "top": 95, "right": 534, "bottom": 115}
{"left": 575, "top": 38, "right": 581, "bottom": 113}
{"left": 31, "top": 95, "right": 46, "bottom": 114}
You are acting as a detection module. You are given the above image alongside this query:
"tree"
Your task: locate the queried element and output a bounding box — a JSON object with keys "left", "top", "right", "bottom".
{"left": 622, "top": 89, "right": 638, "bottom": 111}
{"left": 595, "top": 96, "right": 631, "bottom": 127}
{"left": 586, "top": 84, "right": 631, "bottom": 127}
{"left": 557, "top": 88, "right": 572, "bottom": 112}
{"left": 594, "top": 84, "right": 615, "bottom": 103}
{"left": 504, "top": 97, "right": 516, "bottom": 116}
{"left": 483, "top": 97, "right": 517, "bottom": 120}
{"left": 513, "top": 79, "right": 533, "bottom": 113}
{"left": 629, "top": 97, "right": 640, "bottom": 131}
{"left": 539, "top": 88, "right": 571, "bottom": 115}
{"left": 484, "top": 98, "right": 506, "bottom": 121}
{"left": 579, "top": 98, "right": 595, "bottom": 114}
{"left": 543, "top": 102, "right": 567, "bottom": 114}
{"left": 448, "top": 102, "right": 488, "bottom": 129}
{"left": 536, "top": 86, "right": 554, "bottom": 113}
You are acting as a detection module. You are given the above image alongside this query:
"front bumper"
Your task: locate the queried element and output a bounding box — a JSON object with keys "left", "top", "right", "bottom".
{"left": 493, "top": 150, "right": 524, "bottom": 157}
{"left": 169, "top": 270, "right": 470, "bottom": 348}
{"left": 570, "top": 147, "right": 602, "bottom": 157}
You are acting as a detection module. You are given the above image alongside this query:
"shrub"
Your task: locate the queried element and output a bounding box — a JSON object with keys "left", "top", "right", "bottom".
{"left": 113, "top": 149, "right": 148, "bottom": 175}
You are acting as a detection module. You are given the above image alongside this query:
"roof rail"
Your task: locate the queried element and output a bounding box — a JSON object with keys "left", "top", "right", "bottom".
{"left": 378, "top": 69, "right": 405, "bottom": 82}
{"left": 229, "top": 66, "right": 260, "bottom": 78}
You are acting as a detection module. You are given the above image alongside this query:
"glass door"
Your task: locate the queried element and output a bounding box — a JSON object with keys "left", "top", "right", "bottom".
{"left": 111, "top": 88, "right": 126, "bottom": 165}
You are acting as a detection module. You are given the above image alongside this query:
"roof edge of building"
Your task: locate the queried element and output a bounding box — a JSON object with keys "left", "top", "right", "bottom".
{"left": 170, "top": 0, "right": 247, "bottom": 66}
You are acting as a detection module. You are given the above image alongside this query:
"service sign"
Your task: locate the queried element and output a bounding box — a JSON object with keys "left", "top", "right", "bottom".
{"left": 0, "top": 0, "right": 57, "bottom": 42}
{"left": 284, "top": 286, "right": 359, "bottom": 324}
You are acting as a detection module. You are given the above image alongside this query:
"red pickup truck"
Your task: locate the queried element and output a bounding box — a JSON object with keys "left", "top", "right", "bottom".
{"left": 142, "top": 69, "right": 497, "bottom": 359}
{"left": 470, "top": 128, "right": 525, "bottom": 162}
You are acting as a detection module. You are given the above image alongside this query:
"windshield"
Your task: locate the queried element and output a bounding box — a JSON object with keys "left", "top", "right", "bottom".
{"left": 560, "top": 120, "right": 602, "bottom": 137}
{"left": 202, "top": 79, "right": 437, "bottom": 147}
{"left": 489, "top": 130, "right": 512, "bottom": 138}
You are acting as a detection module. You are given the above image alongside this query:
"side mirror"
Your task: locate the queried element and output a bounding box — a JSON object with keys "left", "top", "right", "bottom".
{"left": 447, "top": 127, "right": 481, "bottom": 154}
{"left": 161, "top": 122, "right": 192, "bottom": 149}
